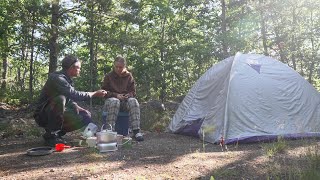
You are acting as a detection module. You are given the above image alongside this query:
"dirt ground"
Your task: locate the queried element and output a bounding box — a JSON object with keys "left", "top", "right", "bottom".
{"left": 0, "top": 103, "right": 319, "bottom": 180}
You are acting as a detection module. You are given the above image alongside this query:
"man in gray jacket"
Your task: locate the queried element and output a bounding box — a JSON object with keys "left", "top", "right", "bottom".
{"left": 34, "top": 55, "right": 107, "bottom": 146}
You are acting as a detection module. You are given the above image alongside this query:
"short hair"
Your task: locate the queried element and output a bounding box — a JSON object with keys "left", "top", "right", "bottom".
{"left": 62, "top": 55, "right": 79, "bottom": 70}
{"left": 114, "top": 56, "right": 126, "bottom": 66}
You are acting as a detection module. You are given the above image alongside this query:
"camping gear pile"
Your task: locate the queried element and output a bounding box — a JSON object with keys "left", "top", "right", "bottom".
{"left": 26, "top": 124, "right": 131, "bottom": 156}
{"left": 82, "top": 124, "right": 131, "bottom": 152}
{"left": 168, "top": 53, "right": 320, "bottom": 144}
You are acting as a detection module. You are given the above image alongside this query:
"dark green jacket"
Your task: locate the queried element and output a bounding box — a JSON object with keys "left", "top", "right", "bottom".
{"left": 35, "top": 70, "right": 91, "bottom": 113}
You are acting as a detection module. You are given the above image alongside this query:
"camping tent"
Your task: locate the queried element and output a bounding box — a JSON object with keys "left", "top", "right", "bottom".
{"left": 168, "top": 53, "right": 320, "bottom": 144}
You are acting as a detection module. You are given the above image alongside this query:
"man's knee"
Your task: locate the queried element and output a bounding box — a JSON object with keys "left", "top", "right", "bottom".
{"left": 51, "top": 95, "right": 66, "bottom": 106}
{"left": 62, "top": 110, "right": 92, "bottom": 132}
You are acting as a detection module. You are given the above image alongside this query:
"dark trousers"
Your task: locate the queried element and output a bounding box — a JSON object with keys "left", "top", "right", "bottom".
{"left": 34, "top": 95, "right": 92, "bottom": 135}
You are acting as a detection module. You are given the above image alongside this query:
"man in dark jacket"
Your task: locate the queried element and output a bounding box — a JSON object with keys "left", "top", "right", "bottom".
{"left": 101, "top": 56, "right": 144, "bottom": 141}
{"left": 34, "top": 55, "right": 107, "bottom": 146}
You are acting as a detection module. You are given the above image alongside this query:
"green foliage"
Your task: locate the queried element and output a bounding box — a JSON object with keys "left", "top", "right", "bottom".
{"left": 0, "top": 122, "right": 16, "bottom": 138}
{"left": 313, "top": 78, "right": 320, "bottom": 91}
{"left": 0, "top": 123, "right": 9, "bottom": 132}
{"left": 140, "top": 106, "right": 172, "bottom": 131}
{"left": 301, "top": 146, "right": 320, "bottom": 179}
{"left": 2, "top": 90, "right": 32, "bottom": 105}
{"left": 212, "top": 168, "right": 242, "bottom": 179}
{"left": 202, "top": 125, "right": 216, "bottom": 151}
{"left": 263, "top": 136, "right": 288, "bottom": 157}
{"left": 265, "top": 144, "right": 320, "bottom": 180}
{"left": 26, "top": 127, "right": 42, "bottom": 137}
{"left": 1, "top": 0, "right": 320, "bottom": 103}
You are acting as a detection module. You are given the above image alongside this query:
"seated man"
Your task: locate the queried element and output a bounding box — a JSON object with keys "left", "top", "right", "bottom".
{"left": 101, "top": 56, "right": 144, "bottom": 141}
{"left": 33, "top": 55, "right": 107, "bottom": 146}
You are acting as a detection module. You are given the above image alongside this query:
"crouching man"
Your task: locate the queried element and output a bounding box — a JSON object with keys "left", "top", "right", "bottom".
{"left": 33, "top": 55, "right": 107, "bottom": 146}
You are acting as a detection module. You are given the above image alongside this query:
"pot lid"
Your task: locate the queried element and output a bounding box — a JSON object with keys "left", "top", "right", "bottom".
{"left": 97, "top": 129, "right": 117, "bottom": 135}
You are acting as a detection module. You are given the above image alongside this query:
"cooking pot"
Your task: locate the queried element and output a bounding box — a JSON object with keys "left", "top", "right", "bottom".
{"left": 96, "top": 124, "right": 117, "bottom": 143}
{"left": 97, "top": 142, "right": 117, "bottom": 152}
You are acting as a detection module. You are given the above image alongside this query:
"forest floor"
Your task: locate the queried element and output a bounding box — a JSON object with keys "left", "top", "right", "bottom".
{"left": 0, "top": 102, "right": 320, "bottom": 180}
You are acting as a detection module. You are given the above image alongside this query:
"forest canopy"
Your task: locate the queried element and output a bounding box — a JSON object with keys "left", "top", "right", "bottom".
{"left": 1, "top": 0, "right": 320, "bottom": 104}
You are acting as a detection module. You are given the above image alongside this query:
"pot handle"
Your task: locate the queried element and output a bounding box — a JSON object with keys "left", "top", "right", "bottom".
{"left": 101, "top": 123, "right": 113, "bottom": 131}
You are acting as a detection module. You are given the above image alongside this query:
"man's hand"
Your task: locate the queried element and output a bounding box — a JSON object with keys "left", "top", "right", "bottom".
{"left": 116, "top": 94, "right": 128, "bottom": 100}
{"left": 75, "top": 105, "right": 91, "bottom": 117}
{"left": 91, "top": 90, "right": 107, "bottom": 97}
{"left": 124, "top": 94, "right": 130, "bottom": 99}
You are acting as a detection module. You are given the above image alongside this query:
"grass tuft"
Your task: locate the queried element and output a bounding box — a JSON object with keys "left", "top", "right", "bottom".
{"left": 264, "top": 136, "right": 287, "bottom": 157}
{"left": 301, "top": 145, "right": 320, "bottom": 179}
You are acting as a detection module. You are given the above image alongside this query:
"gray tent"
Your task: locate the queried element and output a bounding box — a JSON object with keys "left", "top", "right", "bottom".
{"left": 168, "top": 53, "right": 320, "bottom": 144}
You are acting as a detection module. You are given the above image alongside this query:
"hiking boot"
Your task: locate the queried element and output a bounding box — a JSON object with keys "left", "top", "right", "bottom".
{"left": 134, "top": 132, "right": 144, "bottom": 142}
{"left": 57, "top": 130, "right": 66, "bottom": 137}
{"left": 43, "top": 130, "right": 66, "bottom": 138}
{"left": 44, "top": 136, "right": 67, "bottom": 147}
{"left": 43, "top": 132, "right": 67, "bottom": 147}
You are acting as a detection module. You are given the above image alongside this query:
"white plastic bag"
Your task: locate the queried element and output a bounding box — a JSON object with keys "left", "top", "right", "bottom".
{"left": 82, "top": 123, "right": 98, "bottom": 138}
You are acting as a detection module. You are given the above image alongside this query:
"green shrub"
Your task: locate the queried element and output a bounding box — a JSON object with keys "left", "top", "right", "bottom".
{"left": 264, "top": 136, "right": 287, "bottom": 157}
{"left": 26, "top": 127, "right": 42, "bottom": 137}
{"left": 301, "top": 145, "right": 320, "bottom": 179}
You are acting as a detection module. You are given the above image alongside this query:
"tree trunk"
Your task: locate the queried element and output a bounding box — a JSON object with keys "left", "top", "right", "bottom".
{"left": 93, "top": 38, "right": 99, "bottom": 89}
{"left": 290, "top": 8, "right": 297, "bottom": 70}
{"left": 18, "top": 46, "right": 24, "bottom": 91}
{"left": 183, "top": 56, "right": 191, "bottom": 88}
{"left": 29, "top": 15, "right": 36, "bottom": 99}
{"left": 1, "top": 32, "right": 8, "bottom": 92}
{"left": 259, "top": 0, "right": 268, "bottom": 56}
{"left": 49, "top": 0, "right": 59, "bottom": 73}
{"left": 308, "top": 10, "right": 315, "bottom": 83}
{"left": 274, "top": 28, "right": 286, "bottom": 63}
{"left": 88, "top": 2, "right": 95, "bottom": 91}
{"left": 1, "top": 47, "right": 8, "bottom": 92}
{"left": 159, "top": 15, "right": 167, "bottom": 103}
{"left": 221, "top": 0, "right": 228, "bottom": 58}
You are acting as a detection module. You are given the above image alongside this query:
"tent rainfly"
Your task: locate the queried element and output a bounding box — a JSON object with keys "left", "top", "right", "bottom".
{"left": 168, "top": 53, "right": 320, "bottom": 144}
